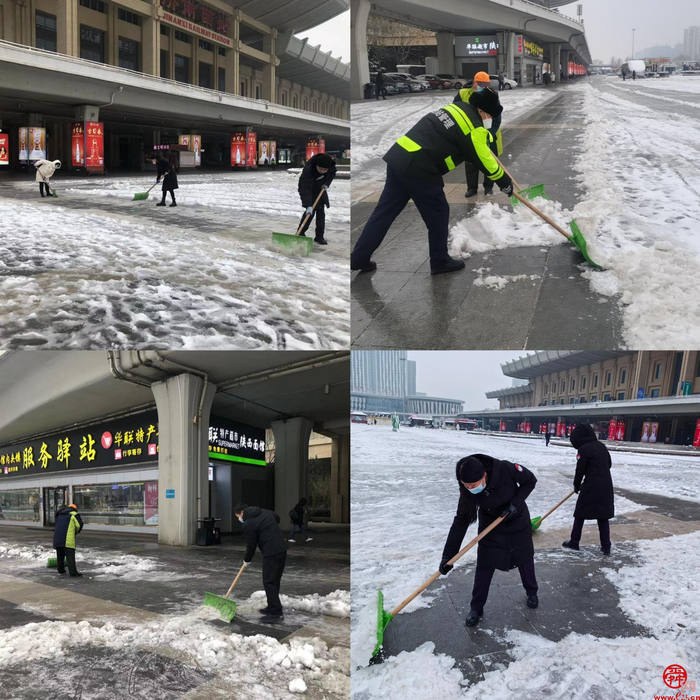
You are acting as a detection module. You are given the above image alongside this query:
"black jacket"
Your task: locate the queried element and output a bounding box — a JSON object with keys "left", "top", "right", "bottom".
{"left": 442, "top": 454, "right": 537, "bottom": 571}
{"left": 290, "top": 502, "right": 305, "bottom": 525}
{"left": 156, "top": 157, "right": 178, "bottom": 190}
{"left": 242, "top": 506, "right": 288, "bottom": 561}
{"left": 570, "top": 424, "right": 615, "bottom": 520}
{"left": 383, "top": 99, "right": 510, "bottom": 186}
{"left": 53, "top": 505, "right": 84, "bottom": 549}
{"left": 375, "top": 72, "right": 385, "bottom": 88}
{"left": 298, "top": 154, "right": 336, "bottom": 209}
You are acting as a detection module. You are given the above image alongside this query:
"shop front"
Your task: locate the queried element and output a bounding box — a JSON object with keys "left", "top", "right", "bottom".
{"left": 514, "top": 35, "right": 544, "bottom": 85}
{"left": 454, "top": 35, "right": 499, "bottom": 79}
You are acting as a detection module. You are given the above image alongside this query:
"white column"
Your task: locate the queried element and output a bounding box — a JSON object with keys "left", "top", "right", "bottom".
{"left": 436, "top": 31, "right": 455, "bottom": 74}
{"left": 330, "top": 434, "right": 350, "bottom": 523}
{"left": 550, "top": 43, "right": 561, "bottom": 81}
{"left": 351, "top": 0, "right": 371, "bottom": 100}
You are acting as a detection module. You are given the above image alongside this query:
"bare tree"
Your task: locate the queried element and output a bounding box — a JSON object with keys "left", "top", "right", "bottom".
{"left": 367, "top": 16, "right": 428, "bottom": 70}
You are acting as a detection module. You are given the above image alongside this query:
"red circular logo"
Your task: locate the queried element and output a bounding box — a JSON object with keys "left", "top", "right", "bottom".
{"left": 101, "top": 432, "right": 113, "bottom": 449}
{"left": 663, "top": 665, "right": 687, "bottom": 689}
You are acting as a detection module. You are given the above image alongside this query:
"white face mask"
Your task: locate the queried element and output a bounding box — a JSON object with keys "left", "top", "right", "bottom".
{"left": 482, "top": 118, "right": 493, "bottom": 130}
{"left": 237, "top": 517, "right": 244, "bottom": 523}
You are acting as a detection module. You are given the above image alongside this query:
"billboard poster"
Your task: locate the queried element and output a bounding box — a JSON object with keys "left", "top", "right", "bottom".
{"left": 85, "top": 122, "right": 104, "bottom": 171}
{"left": 258, "top": 140, "right": 271, "bottom": 165}
{"left": 178, "top": 134, "right": 191, "bottom": 149}
{"left": 246, "top": 130, "right": 257, "bottom": 169}
{"left": 616, "top": 419, "right": 626, "bottom": 441}
{"left": 607, "top": 419, "right": 617, "bottom": 440}
{"left": 319, "top": 138, "right": 326, "bottom": 154}
{"left": 71, "top": 123, "right": 85, "bottom": 167}
{"left": 499, "top": 420, "right": 506, "bottom": 432}
{"left": 231, "top": 132, "right": 246, "bottom": 167}
{"left": 641, "top": 422, "right": 650, "bottom": 443}
{"left": 0, "top": 133, "right": 8, "bottom": 166}
{"left": 18, "top": 127, "right": 28, "bottom": 162}
{"left": 650, "top": 422, "right": 659, "bottom": 444}
{"left": 192, "top": 135, "right": 201, "bottom": 166}
{"left": 29, "top": 127, "right": 46, "bottom": 161}
{"left": 144, "top": 480, "right": 159, "bottom": 525}
{"left": 269, "top": 141, "right": 276, "bottom": 164}
{"left": 306, "top": 138, "right": 319, "bottom": 161}
{"left": 525, "top": 421, "right": 531, "bottom": 434}
{"left": 208, "top": 415, "right": 266, "bottom": 465}
{"left": 693, "top": 420, "right": 700, "bottom": 448}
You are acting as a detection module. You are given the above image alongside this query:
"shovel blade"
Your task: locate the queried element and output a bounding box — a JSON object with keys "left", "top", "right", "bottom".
{"left": 569, "top": 221, "right": 603, "bottom": 270}
{"left": 531, "top": 516, "right": 542, "bottom": 532}
{"left": 203, "top": 591, "right": 238, "bottom": 622}
{"left": 47, "top": 557, "right": 57, "bottom": 568}
{"left": 510, "top": 183, "right": 548, "bottom": 207}
{"left": 132, "top": 192, "right": 150, "bottom": 201}
{"left": 371, "top": 589, "right": 394, "bottom": 662}
{"left": 272, "top": 232, "right": 313, "bottom": 257}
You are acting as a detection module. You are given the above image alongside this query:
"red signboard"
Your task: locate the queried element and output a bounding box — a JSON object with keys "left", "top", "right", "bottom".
{"left": 85, "top": 122, "right": 104, "bottom": 172}
{"left": 616, "top": 419, "right": 626, "bottom": 441}
{"left": 145, "top": 480, "right": 159, "bottom": 525}
{"left": 231, "top": 132, "right": 246, "bottom": 167}
{"left": 607, "top": 419, "right": 617, "bottom": 441}
{"left": 0, "top": 134, "right": 8, "bottom": 166}
{"left": 246, "top": 131, "right": 257, "bottom": 169}
{"left": 499, "top": 421, "right": 506, "bottom": 432}
{"left": 525, "top": 421, "right": 531, "bottom": 434}
{"left": 693, "top": 420, "right": 700, "bottom": 448}
{"left": 319, "top": 138, "right": 326, "bottom": 154}
{"left": 306, "top": 138, "right": 319, "bottom": 161}
{"left": 71, "top": 122, "right": 85, "bottom": 167}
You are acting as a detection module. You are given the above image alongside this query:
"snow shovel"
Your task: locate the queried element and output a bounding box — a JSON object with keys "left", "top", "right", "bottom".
{"left": 492, "top": 156, "right": 603, "bottom": 270}
{"left": 47, "top": 556, "right": 57, "bottom": 568}
{"left": 531, "top": 490, "right": 576, "bottom": 531}
{"left": 271, "top": 189, "right": 324, "bottom": 257}
{"left": 133, "top": 181, "right": 159, "bottom": 202}
{"left": 203, "top": 563, "right": 246, "bottom": 622}
{"left": 40, "top": 175, "right": 57, "bottom": 198}
{"left": 371, "top": 513, "right": 507, "bottom": 664}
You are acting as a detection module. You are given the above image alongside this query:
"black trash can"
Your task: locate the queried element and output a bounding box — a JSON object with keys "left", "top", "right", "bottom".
{"left": 364, "top": 82, "right": 376, "bottom": 99}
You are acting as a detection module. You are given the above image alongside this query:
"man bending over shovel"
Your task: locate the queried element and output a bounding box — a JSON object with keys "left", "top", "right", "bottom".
{"left": 351, "top": 89, "right": 513, "bottom": 275}
{"left": 298, "top": 153, "right": 336, "bottom": 246}
{"left": 235, "top": 503, "right": 288, "bottom": 622}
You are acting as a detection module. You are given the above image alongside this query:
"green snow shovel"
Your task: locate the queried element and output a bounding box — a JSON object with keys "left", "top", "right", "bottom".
{"left": 493, "top": 156, "right": 603, "bottom": 270}
{"left": 531, "top": 489, "right": 576, "bottom": 531}
{"left": 203, "top": 562, "right": 246, "bottom": 622}
{"left": 40, "top": 175, "right": 57, "bottom": 198}
{"left": 271, "top": 189, "right": 324, "bottom": 257}
{"left": 371, "top": 513, "right": 507, "bottom": 664}
{"left": 47, "top": 556, "right": 57, "bottom": 568}
{"left": 133, "top": 181, "right": 159, "bottom": 202}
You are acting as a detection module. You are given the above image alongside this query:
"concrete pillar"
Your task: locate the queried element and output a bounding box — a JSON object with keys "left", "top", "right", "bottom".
{"left": 271, "top": 417, "right": 312, "bottom": 526}
{"left": 436, "top": 31, "right": 455, "bottom": 74}
{"left": 330, "top": 435, "right": 350, "bottom": 523}
{"left": 550, "top": 43, "right": 561, "bottom": 82}
{"left": 563, "top": 51, "right": 572, "bottom": 79}
{"left": 350, "top": 0, "right": 371, "bottom": 100}
{"left": 58, "top": 0, "right": 79, "bottom": 56}
{"left": 152, "top": 374, "right": 216, "bottom": 546}
{"left": 108, "top": 4, "right": 118, "bottom": 66}
{"left": 226, "top": 11, "right": 240, "bottom": 95}
{"left": 262, "top": 30, "right": 276, "bottom": 102}
{"left": 677, "top": 351, "right": 698, "bottom": 394}
{"left": 142, "top": 12, "right": 161, "bottom": 77}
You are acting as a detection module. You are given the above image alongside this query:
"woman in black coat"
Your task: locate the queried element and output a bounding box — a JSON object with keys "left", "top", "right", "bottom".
{"left": 152, "top": 154, "right": 179, "bottom": 207}
{"left": 440, "top": 453, "right": 538, "bottom": 627}
{"left": 563, "top": 424, "right": 614, "bottom": 554}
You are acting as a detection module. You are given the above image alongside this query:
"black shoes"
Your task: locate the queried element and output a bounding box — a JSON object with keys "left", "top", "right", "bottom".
{"left": 465, "top": 609, "right": 482, "bottom": 627}
{"left": 484, "top": 189, "right": 494, "bottom": 196}
{"left": 260, "top": 613, "right": 284, "bottom": 623}
{"left": 258, "top": 607, "right": 271, "bottom": 615}
{"left": 465, "top": 188, "right": 478, "bottom": 198}
{"left": 601, "top": 547, "right": 611, "bottom": 555}
{"left": 351, "top": 260, "right": 377, "bottom": 272}
{"left": 314, "top": 237, "right": 328, "bottom": 245}
{"left": 70, "top": 572, "right": 84, "bottom": 578}
{"left": 431, "top": 258, "right": 466, "bottom": 275}
{"left": 169, "top": 202, "right": 177, "bottom": 207}
{"left": 156, "top": 201, "right": 166, "bottom": 206}
{"left": 298, "top": 232, "right": 307, "bottom": 237}
{"left": 562, "top": 540, "right": 580, "bottom": 551}
{"left": 527, "top": 595, "right": 539, "bottom": 609}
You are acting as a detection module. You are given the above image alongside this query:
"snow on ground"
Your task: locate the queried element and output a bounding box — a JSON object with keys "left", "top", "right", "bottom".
{"left": 240, "top": 589, "right": 350, "bottom": 618}
{"left": 0, "top": 171, "right": 349, "bottom": 349}
{"left": 616, "top": 75, "right": 700, "bottom": 95}
{"left": 607, "top": 76, "right": 700, "bottom": 110}
{"left": 351, "top": 88, "right": 559, "bottom": 197}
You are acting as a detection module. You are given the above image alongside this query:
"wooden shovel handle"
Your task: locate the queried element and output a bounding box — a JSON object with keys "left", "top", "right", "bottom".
{"left": 294, "top": 189, "right": 326, "bottom": 236}
{"left": 223, "top": 563, "right": 247, "bottom": 599}
{"left": 492, "top": 154, "right": 571, "bottom": 242}
{"left": 389, "top": 514, "right": 507, "bottom": 617}
{"left": 538, "top": 490, "right": 576, "bottom": 525}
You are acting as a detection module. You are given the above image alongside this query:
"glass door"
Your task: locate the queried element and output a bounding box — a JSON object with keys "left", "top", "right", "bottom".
{"left": 43, "top": 486, "right": 67, "bottom": 526}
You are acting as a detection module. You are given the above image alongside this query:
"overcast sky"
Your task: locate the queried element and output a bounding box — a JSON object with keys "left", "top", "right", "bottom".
{"left": 557, "top": 0, "right": 698, "bottom": 61}
{"left": 409, "top": 352, "right": 535, "bottom": 412}
{"left": 296, "top": 10, "right": 350, "bottom": 63}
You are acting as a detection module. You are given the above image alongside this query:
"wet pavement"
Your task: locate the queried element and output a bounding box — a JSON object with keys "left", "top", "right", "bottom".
{"left": 351, "top": 80, "right": 623, "bottom": 350}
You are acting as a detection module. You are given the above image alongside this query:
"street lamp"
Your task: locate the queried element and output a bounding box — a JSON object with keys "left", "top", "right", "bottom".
{"left": 632, "top": 29, "right": 636, "bottom": 59}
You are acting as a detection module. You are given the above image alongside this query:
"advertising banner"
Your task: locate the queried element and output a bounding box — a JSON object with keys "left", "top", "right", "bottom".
{"left": 641, "top": 422, "right": 650, "bottom": 443}
{"left": 258, "top": 140, "right": 271, "bottom": 165}
{"left": 306, "top": 138, "right": 319, "bottom": 161}
{"left": 616, "top": 419, "right": 626, "bottom": 441}
{"left": 246, "top": 130, "right": 257, "bottom": 169}
{"left": 85, "top": 122, "right": 104, "bottom": 172}
{"left": 269, "top": 141, "right": 276, "bottom": 164}
{"left": 607, "top": 419, "right": 617, "bottom": 440}
{"left": 693, "top": 420, "right": 700, "bottom": 448}
{"left": 455, "top": 35, "right": 499, "bottom": 57}
{"left": 0, "top": 133, "right": 8, "bottom": 166}
{"left": 144, "top": 480, "right": 159, "bottom": 525}
{"left": 178, "top": 135, "right": 191, "bottom": 149}
{"left": 499, "top": 421, "right": 506, "bottom": 432}
{"left": 650, "top": 422, "right": 659, "bottom": 444}
{"left": 71, "top": 123, "right": 85, "bottom": 167}
{"left": 319, "top": 139, "right": 326, "bottom": 154}
{"left": 29, "top": 127, "right": 46, "bottom": 161}
{"left": 193, "top": 135, "right": 201, "bottom": 166}
{"left": 18, "top": 127, "right": 28, "bottom": 162}
{"left": 208, "top": 415, "right": 266, "bottom": 465}
{"left": 525, "top": 421, "right": 531, "bottom": 434}
{"left": 231, "top": 132, "right": 246, "bottom": 166}
{"left": 637, "top": 387, "right": 645, "bottom": 399}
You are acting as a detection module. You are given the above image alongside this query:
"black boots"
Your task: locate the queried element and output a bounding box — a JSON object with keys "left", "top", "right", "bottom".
{"left": 156, "top": 201, "right": 166, "bottom": 206}
{"left": 562, "top": 540, "right": 580, "bottom": 551}
{"left": 314, "top": 237, "right": 328, "bottom": 245}
{"left": 465, "top": 188, "right": 478, "bottom": 198}
{"left": 351, "top": 260, "right": 377, "bottom": 272}
{"left": 527, "top": 595, "right": 539, "bottom": 609}
{"left": 465, "top": 609, "right": 481, "bottom": 627}
{"left": 431, "top": 258, "right": 466, "bottom": 275}
{"left": 169, "top": 201, "right": 177, "bottom": 207}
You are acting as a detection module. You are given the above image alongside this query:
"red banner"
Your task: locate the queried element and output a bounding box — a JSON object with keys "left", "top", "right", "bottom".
{"left": 616, "top": 419, "right": 626, "bottom": 441}
{"left": 231, "top": 132, "right": 246, "bottom": 166}
{"left": 306, "top": 138, "right": 319, "bottom": 161}
{"left": 247, "top": 131, "right": 257, "bottom": 169}
{"left": 499, "top": 421, "right": 506, "bottom": 432}
{"left": 693, "top": 420, "right": 700, "bottom": 448}
{"left": 525, "top": 421, "right": 531, "bottom": 434}
{"left": 0, "top": 134, "right": 8, "bottom": 166}
{"left": 85, "top": 122, "right": 104, "bottom": 172}
{"left": 145, "top": 480, "right": 159, "bottom": 525}
{"left": 607, "top": 419, "right": 617, "bottom": 441}
{"left": 319, "top": 138, "right": 326, "bottom": 154}
{"left": 71, "top": 123, "right": 85, "bottom": 167}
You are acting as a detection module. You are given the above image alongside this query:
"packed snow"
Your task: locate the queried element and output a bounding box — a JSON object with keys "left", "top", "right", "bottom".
{"left": 0, "top": 171, "right": 350, "bottom": 349}
{"left": 614, "top": 75, "right": 700, "bottom": 95}
{"left": 241, "top": 589, "right": 350, "bottom": 618}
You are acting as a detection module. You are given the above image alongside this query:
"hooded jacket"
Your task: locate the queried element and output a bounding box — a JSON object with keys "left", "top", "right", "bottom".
{"left": 242, "top": 506, "right": 288, "bottom": 561}
{"left": 53, "top": 505, "right": 83, "bottom": 549}
{"left": 156, "top": 157, "right": 178, "bottom": 190}
{"left": 570, "top": 424, "right": 615, "bottom": 520}
{"left": 35, "top": 159, "right": 61, "bottom": 182}
{"left": 298, "top": 154, "right": 336, "bottom": 209}
{"left": 442, "top": 454, "right": 537, "bottom": 571}
{"left": 455, "top": 85, "right": 503, "bottom": 156}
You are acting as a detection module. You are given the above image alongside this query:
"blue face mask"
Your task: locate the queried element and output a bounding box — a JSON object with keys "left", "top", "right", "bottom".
{"left": 468, "top": 481, "right": 486, "bottom": 494}
{"left": 475, "top": 85, "right": 485, "bottom": 92}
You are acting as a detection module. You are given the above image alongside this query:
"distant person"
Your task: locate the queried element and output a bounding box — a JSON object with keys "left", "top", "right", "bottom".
{"left": 53, "top": 504, "right": 84, "bottom": 577}
{"left": 297, "top": 153, "right": 336, "bottom": 245}
{"left": 545, "top": 431, "right": 551, "bottom": 447}
{"left": 34, "top": 159, "right": 61, "bottom": 198}
{"left": 622, "top": 70, "right": 626, "bottom": 81}
{"left": 498, "top": 72, "right": 505, "bottom": 91}
{"left": 152, "top": 154, "right": 178, "bottom": 207}
{"left": 375, "top": 70, "right": 387, "bottom": 100}
{"left": 288, "top": 498, "right": 313, "bottom": 543}
{"left": 235, "top": 502, "right": 288, "bottom": 621}
{"left": 632, "top": 70, "right": 637, "bottom": 81}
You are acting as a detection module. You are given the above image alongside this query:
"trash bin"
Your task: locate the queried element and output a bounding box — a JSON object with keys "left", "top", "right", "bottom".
{"left": 196, "top": 517, "right": 222, "bottom": 546}
{"left": 364, "top": 82, "right": 376, "bottom": 99}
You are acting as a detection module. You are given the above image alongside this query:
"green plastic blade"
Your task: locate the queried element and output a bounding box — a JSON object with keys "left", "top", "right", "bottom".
{"left": 510, "top": 183, "right": 549, "bottom": 207}
{"left": 132, "top": 192, "right": 150, "bottom": 201}
{"left": 272, "top": 232, "right": 313, "bottom": 257}
{"left": 531, "top": 516, "right": 542, "bottom": 532}
{"left": 47, "top": 557, "right": 57, "bottom": 568}
{"left": 373, "top": 589, "right": 394, "bottom": 658}
{"left": 203, "top": 591, "right": 238, "bottom": 622}
{"left": 569, "top": 221, "right": 603, "bottom": 270}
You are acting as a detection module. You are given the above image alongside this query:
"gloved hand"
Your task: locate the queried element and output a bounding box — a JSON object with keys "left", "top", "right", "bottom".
{"left": 242, "top": 561, "right": 249, "bottom": 568}
{"left": 439, "top": 557, "right": 453, "bottom": 576}
{"left": 322, "top": 184, "right": 329, "bottom": 191}
{"left": 156, "top": 177, "right": 161, "bottom": 183}
{"left": 574, "top": 487, "right": 580, "bottom": 494}
{"left": 500, "top": 180, "right": 514, "bottom": 196}
{"left": 305, "top": 206, "right": 313, "bottom": 215}
{"left": 500, "top": 503, "right": 518, "bottom": 520}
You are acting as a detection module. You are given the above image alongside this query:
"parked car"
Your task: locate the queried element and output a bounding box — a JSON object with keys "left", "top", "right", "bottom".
{"left": 382, "top": 74, "right": 411, "bottom": 93}
{"left": 489, "top": 74, "right": 518, "bottom": 90}
{"left": 387, "top": 73, "right": 428, "bottom": 92}
{"left": 436, "top": 73, "right": 467, "bottom": 89}
{"left": 370, "top": 73, "right": 405, "bottom": 95}
{"left": 415, "top": 74, "right": 454, "bottom": 90}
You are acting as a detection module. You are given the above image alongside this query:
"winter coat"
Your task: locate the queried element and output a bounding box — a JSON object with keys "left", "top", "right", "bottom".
{"left": 156, "top": 157, "right": 178, "bottom": 190}
{"left": 298, "top": 155, "right": 336, "bottom": 209}
{"left": 383, "top": 100, "right": 510, "bottom": 187}
{"left": 35, "top": 159, "right": 60, "bottom": 183}
{"left": 375, "top": 72, "right": 385, "bottom": 88}
{"left": 455, "top": 86, "right": 504, "bottom": 156}
{"left": 442, "top": 454, "right": 537, "bottom": 571}
{"left": 242, "top": 506, "right": 288, "bottom": 561}
{"left": 289, "top": 502, "right": 305, "bottom": 525}
{"left": 53, "top": 505, "right": 84, "bottom": 549}
{"left": 570, "top": 424, "right": 615, "bottom": 520}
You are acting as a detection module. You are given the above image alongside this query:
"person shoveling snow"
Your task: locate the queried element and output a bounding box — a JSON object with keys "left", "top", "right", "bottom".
{"left": 53, "top": 504, "right": 84, "bottom": 578}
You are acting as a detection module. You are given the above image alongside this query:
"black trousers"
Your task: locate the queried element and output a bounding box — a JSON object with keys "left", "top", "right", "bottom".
{"left": 55, "top": 547, "right": 78, "bottom": 575}
{"left": 262, "top": 551, "right": 287, "bottom": 615}
{"left": 570, "top": 517, "right": 611, "bottom": 549}
{"left": 351, "top": 165, "right": 451, "bottom": 266}
{"left": 161, "top": 187, "right": 176, "bottom": 203}
{"left": 298, "top": 204, "right": 325, "bottom": 237}
{"left": 39, "top": 182, "right": 52, "bottom": 196}
{"left": 465, "top": 136, "right": 498, "bottom": 192}
{"left": 470, "top": 557, "right": 538, "bottom": 613}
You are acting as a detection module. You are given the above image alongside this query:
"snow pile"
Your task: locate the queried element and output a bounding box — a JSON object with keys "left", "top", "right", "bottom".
{"left": 449, "top": 197, "right": 569, "bottom": 258}
{"left": 473, "top": 273, "right": 540, "bottom": 290}
{"left": 620, "top": 75, "right": 700, "bottom": 95}
{"left": 243, "top": 589, "right": 350, "bottom": 618}
{"left": 289, "top": 678, "right": 307, "bottom": 693}
{"left": 0, "top": 541, "right": 54, "bottom": 563}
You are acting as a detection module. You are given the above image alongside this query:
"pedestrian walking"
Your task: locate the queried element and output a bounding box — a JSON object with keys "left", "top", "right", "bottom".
{"left": 53, "top": 504, "right": 84, "bottom": 577}
{"left": 34, "top": 159, "right": 61, "bottom": 198}
{"left": 152, "top": 154, "right": 178, "bottom": 207}
{"left": 235, "top": 503, "right": 288, "bottom": 621}
{"left": 375, "top": 70, "right": 387, "bottom": 100}
{"left": 632, "top": 70, "right": 637, "bottom": 81}
{"left": 456, "top": 72, "right": 504, "bottom": 198}
{"left": 351, "top": 88, "right": 512, "bottom": 274}
{"left": 288, "top": 498, "right": 313, "bottom": 543}
{"left": 297, "top": 153, "right": 336, "bottom": 245}
{"left": 439, "top": 454, "right": 539, "bottom": 627}
{"left": 545, "top": 431, "right": 551, "bottom": 447}
{"left": 498, "top": 72, "right": 505, "bottom": 91}
{"left": 562, "top": 424, "right": 614, "bottom": 555}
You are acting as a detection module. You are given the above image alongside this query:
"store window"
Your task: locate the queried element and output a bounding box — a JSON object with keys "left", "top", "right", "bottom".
{"left": 590, "top": 394, "right": 597, "bottom": 402}
{"left": 199, "top": 61, "right": 212, "bottom": 89}
{"left": 36, "top": 11, "right": 57, "bottom": 52}
{"left": 651, "top": 389, "right": 660, "bottom": 397}
{"left": 80, "top": 26, "right": 105, "bottom": 63}
{"left": 218, "top": 67, "right": 225, "bottom": 92}
{"left": 604, "top": 393, "right": 611, "bottom": 401}
{"left": 73, "top": 481, "right": 158, "bottom": 526}
{"left": 119, "top": 38, "right": 139, "bottom": 71}
{"left": 160, "top": 49, "right": 169, "bottom": 78}
{"left": 580, "top": 396, "right": 586, "bottom": 404}
{"left": 175, "top": 54, "right": 190, "bottom": 83}
{"left": 0, "top": 488, "right": 40, "bottom": 522}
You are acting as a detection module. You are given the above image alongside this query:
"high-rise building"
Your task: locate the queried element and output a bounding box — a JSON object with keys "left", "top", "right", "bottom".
{"left": 684, "top": 26, "right": 700, "bottom": 60}
{"left": 351, "top": 350, "right": 408, "bottom": 397}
